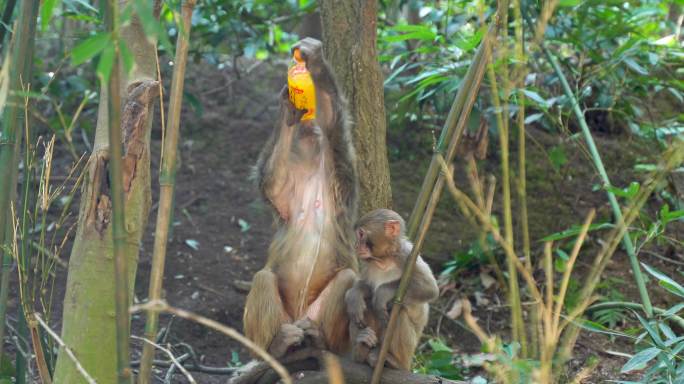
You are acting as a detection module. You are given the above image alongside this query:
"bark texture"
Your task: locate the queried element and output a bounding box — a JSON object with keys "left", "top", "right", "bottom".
{"left": 52, "top": 14, "right": 158, "bottom": 384}
{"left": 319, "top": 0, "right": 392, "bottom": 215}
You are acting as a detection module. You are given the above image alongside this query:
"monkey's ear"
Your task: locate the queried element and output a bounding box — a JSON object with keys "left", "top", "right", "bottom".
{"left": 384, "top": 220, "right": 401, "bottom": 238}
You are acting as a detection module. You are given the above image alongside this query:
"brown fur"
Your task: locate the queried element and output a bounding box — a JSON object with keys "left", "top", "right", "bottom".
{"left": 244, "top": 38, "right": 358, "bottom": 356}
{"left": 345, "top": 209, "right": 439, "bottom": 370}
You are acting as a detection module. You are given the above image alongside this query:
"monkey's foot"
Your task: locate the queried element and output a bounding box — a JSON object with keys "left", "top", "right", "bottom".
{"left": 367, "top": 348, "right": 379, "bottom": 367}
{"left": 268, "top": 323, "right": 305, "bottom": 358}
{"left": 294, "top": 317, "right": 326, "bottom": 349}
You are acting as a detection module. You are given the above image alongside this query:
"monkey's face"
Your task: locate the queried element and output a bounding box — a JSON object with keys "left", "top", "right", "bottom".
{"left": 355, "top": 228, "right": 375, "bottom": 261}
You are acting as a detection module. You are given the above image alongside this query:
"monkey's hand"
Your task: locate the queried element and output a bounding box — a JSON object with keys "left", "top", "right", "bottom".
{"left": 292, "top": 37, "right": 324, "bottom": 78}
{"left": 279, "top": 85, "right": 305, "bottom": 126}
{"left": 356, "top": 327, "right": 378, "bottom": 349}
{"left": 345, "top": 287, "right": 368, "bottom": 328}
{"left": 294, "top": 318, "right": 326, "bottom": 350}
{"left": 268, "top": 323, "right": 305, "bottom": 359}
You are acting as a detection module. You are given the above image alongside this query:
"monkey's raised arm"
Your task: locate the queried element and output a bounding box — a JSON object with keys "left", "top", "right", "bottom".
{"left": 254, "top": 87, "right": 300, "bottom": 221}
{"left": 294, "top": 38, "right": 358, "bottom": 222}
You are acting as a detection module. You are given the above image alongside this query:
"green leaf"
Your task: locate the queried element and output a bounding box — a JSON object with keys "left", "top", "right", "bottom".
{"left": 621, "top": 347, "right": 660, "bottom": 373}
{"left": 41, "top": 0, "right": 62, "bottom": 31}
{"left": 549, "top": 145, "right": 567, "bottom": 171}
{"left": 96, "top": 45, "right": 115, "bottom": 83}
{"left": 428, "top": 338, "right": 453, "bottom": 353}
{"left": 71, "top": 33, "right": 111, "bottom": 66}
{"left": 454, "top": 30, "right": 484, "bottom": 51}
{"left": 238, "top": 218, "right": 250, "bottom": 232}
{"left": 559, "top": 0, "right": 582, "bottom": 6}
{"left": 524, "top": 113, "right": 544, "bottom": 124}
{"left": 606, "top": 182, "right": 640, "bottom": 199}
{"left": 522, "top": 89, "right": 551, "bottom": 108}
{"left": 541, "top": 222, "right": 612, "bottom": 242}
{"left": 0, "top": 355, "right": 15, "bottom": 379}
{"left": 624, "top": 58, "right": 649, "bottom": 75}
{"left": 636, "top": 313, "right": 664, "bottom": 346}
{"left": 642, "top": 263, "right": 684, "bottom": 298}
{"left": 384, "top": 25, "right": 436, "bottom": 43}
{"left": 662, "top": 303, "right": 684, "bottom": 318}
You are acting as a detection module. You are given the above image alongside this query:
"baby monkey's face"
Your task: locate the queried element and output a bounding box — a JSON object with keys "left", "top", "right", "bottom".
{"left": 355, "top": 228, "right": 374, "bottom": 261}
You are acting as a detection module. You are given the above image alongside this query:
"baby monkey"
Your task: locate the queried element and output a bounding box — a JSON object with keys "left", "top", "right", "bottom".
{"left": 344, "top": 209, "right": 439, "bottom": 370}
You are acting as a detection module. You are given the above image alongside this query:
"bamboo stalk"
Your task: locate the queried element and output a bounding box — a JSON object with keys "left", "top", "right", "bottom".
{"left": 138, "top": 1, "right": 196, "bottom": 383}
{"left": 16, "top": 83, "right": 34, "bottom": 384}
{"left": 486, "top": 52, "right": 525, "bottom": 354}
{"left": 406, "top": 20, "right": 498, "bottom": 239}
{"left": 0, "top": 0, "right": 39, "bottom": 363}
{"left": 542, "top": 42, "right": 654, "bottom": 318}
{"left": 103, "top": 0, "right": 130, "bottom": 382}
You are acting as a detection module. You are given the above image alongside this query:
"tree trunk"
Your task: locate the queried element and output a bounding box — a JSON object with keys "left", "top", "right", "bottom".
{"left": 319, "top": 0, "right": 392, "bottom": 215}
{"left": 52, "top": 11, "right": 158, "bottom": 384}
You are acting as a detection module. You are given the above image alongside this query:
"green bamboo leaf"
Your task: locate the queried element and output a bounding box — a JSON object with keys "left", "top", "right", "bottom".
{"left": 72, "top": 33, "right": 111, "bottom": 66}
{"left": 454, "top": 30, "right": 484, "bottom": 51}
{"left": 522, "top": 89, "right": 551, "bottom": 108}
{"left": 636, "top": 313, "right": 664, "bottom": 346}
{"left": 96, "top": 45, "right": 115, "bottom": 83}
{"left": 642, "top": 263, "right": 684, "bottom": 298}
{"left": 384, "top": 25, "right": 436, "bottom": 43}
{"left": 559, "top": 0, "right": 582, "bottom": 6}
{"left": 524, "top": 113, "right": 544, "bottom": 124}
{"left": 624, "top": 58, "right": 648, "bottom": 75}
{"left": 390, "top": 24, "right": 434, "bottom": 33}
{"left": 662, "top": 303, "right": 684, "bottom": 318}
{"left": 621, "top": 347, "right": 661, "bottom": 373}
{"left": 606, "top": 182, "right": 640, "bottom": 199}
{"left": 541, "top": 222, "right": 612, "bottom": 242}
{"left": 41, "top": 0, "right": 62, "bottom": 31}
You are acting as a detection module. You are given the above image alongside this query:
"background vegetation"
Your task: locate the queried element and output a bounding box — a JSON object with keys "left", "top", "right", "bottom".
{"left": 0, "top": 0, "right": 681, "bottom": 383}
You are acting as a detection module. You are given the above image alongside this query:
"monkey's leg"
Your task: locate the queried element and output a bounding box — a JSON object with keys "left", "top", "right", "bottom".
{"left": 310, "top": 268, "right": 356, "bottom": 353}
{"left": 385, "top": 308, "right": 422, "bottom": 370}
{"left": 243, "top": 269, "right": 296, "bottom": 357}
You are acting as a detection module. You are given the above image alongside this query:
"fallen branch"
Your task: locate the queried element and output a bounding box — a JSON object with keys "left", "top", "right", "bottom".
{"left": 229, "top": 348, "right": 465, "bottom": 384}
{"left": 131, "top": 335, "right": 196, "bottom": 383}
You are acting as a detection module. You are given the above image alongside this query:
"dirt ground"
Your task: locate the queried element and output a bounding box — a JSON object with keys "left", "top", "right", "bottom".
{"left": 12, "top": 59, "right": 684, "bottom": 383}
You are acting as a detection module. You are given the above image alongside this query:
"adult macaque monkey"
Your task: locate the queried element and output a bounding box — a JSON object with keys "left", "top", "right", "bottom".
{"left": 345, "top": 209, "right": 439, "bottom": 370}
{"left": 244, "top": 38, "right": 358, "bottom": 358}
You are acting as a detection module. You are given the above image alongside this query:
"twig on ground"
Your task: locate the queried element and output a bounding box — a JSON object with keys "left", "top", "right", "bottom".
{"left": 130, "top": 300, "right": 291, "bottom": 384}
{"left": 34, "top": 314, "right": 96, "bottom": 384}
{"left": 130, "top": 359, "right": 236, "bottom": 375}
{"left": 131, "top": 335, "right": 196, "bottom": 384}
